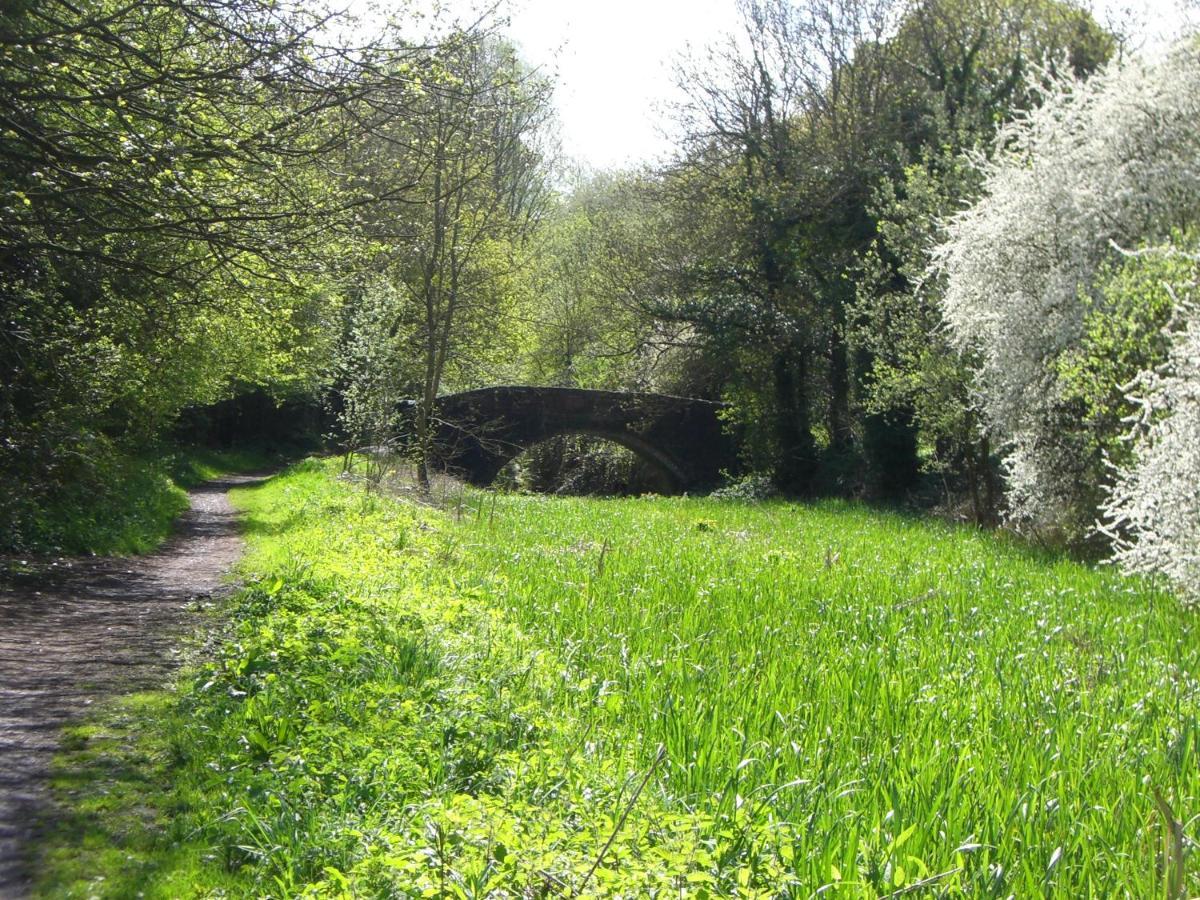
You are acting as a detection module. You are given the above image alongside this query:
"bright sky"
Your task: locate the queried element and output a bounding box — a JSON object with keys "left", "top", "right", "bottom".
{"left": 366, "top": 0, "right": 1197, "bottom": 171}
{"left": 500, "top": 0, "right": 739, "bottom": 170}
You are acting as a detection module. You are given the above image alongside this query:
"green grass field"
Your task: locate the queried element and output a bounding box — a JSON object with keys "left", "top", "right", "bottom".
{"left": 452, "top": 492, "right": 1200, "bottom": 895}
{"left": 39, "top": 461, "right": 1200, "bottom": 897}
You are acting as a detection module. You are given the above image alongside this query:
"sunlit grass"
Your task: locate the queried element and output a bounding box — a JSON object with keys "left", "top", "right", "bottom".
{"left": 445, "top": 491, "right": 1200, "bottom": 895}
{"left": 36, "top": 461, "right": 1200, "bottom": 897}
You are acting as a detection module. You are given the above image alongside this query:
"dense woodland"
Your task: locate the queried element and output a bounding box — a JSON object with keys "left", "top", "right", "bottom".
{"left": 3, "top": 0, "right": 1199, "bottom": 596}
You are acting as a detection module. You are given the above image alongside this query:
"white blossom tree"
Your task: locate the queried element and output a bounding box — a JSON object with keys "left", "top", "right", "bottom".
{"left": 933, "top": 37, "right": 1200, "bottom": 536}
{"left": 1102, "top": 263, "right": 1200, "bottom": 600}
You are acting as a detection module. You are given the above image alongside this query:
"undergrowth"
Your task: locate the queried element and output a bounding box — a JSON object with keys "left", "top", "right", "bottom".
{"left": 36, "top": 459, "right": 1200, "bottom": 897}
{"left": 6, "top": 445, "right": 283, "bottom": 557}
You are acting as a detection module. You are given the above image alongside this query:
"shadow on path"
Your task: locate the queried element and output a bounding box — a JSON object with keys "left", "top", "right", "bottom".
{"left": 0, "top": 474, "right": 266, "bottom": 897}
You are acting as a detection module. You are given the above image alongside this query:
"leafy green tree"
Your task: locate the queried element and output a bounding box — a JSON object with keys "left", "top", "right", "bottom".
{"left": 646, "top": 0, "right": 1114, "bottom": 499}
{"left": 337, "top": 34, "right": 553, "bottom": 488}
{"left": 852, "top": 0, "right": 1114, "bottom": 512}
{"left": 887, "top": 0, "right": 1115, "bottom": 146}
{"left": 661, "top": 0, "right": 904, "bottom": 492}
{"left": 519, "top": 173, "right": 672, "bottom": 391}
{"left": 1057, "top": 243, "right": 1186, "bottom": 476}
{"left": 0, "top": 0, "right": 445, "bottom": 546}
{"left": 854, "top": 150, "right": 989, "bottom": 508}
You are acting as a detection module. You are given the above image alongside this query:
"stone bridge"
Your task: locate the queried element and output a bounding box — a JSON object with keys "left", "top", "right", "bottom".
{"left": 423, "top": 386, "right": 736, "bottom": 492}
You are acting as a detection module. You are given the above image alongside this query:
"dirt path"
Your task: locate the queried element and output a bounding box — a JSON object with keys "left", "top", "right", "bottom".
{"left": 0, "top": 474, "right": 265, "bottom": 897}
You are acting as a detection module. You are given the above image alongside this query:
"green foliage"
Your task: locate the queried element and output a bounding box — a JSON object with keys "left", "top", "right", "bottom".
{"left": 598, "top": 0, "right": 1119, "bottom": 496}
{"left": 854, "top": 150, "right": 994, "bottom": 510}
{"left": 1004, "top": 239, "right": 1195, "bottom": 546}
{"left": 851, "top": 0, "right": 1115, "bottom": 512}
{"left": 41, "top": 461, "right": 1200, "bottom": 896}
{"left": 1057, "top": 240, "right": 1195, "bottom": 472}
{"left": 336, "top": 36, "right": 553, "bottom": 483}
{"left": 708, "top": 474, "right": 779, "bottom": 501}
{"left": 887, "top": 0, "right": 1115, "bottom": 146}
{"left": 518, "top": 175, "right": 655, "bottom": 392}
{"left": 5, "top": 445, "right": 279, "bottom": 556}
{"left": 14, "top": 448, "right": 189, "bottom": 557}
{"left": 0, "top": 0, "right": 421, "bottom": 542}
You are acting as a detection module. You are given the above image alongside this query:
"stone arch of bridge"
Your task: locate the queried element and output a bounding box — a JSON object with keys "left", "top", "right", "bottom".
{"left": 487, "top": 427, "right": 688, "bottom": 492}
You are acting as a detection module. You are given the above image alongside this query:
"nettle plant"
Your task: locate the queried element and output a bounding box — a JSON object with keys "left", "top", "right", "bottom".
{"left": 934, "top": 37, "right": 1200, "bottom": 550}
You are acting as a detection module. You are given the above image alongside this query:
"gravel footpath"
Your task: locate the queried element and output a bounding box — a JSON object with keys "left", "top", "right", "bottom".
{"left": 0, "top": 475, "right": 264, "bottom": 897}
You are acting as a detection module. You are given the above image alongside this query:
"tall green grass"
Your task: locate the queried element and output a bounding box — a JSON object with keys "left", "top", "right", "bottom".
{"left": 38, "top": 462, "right": 1200, "bottom": 897}
{"left": 445, "top": 493, "right": 1199, "bottom": 895}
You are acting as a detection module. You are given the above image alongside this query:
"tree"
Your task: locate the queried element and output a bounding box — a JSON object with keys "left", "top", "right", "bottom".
{"left": 0, "top": 0, "right": 448, "bottom": 546}
{"left": 852, "top": 0, "right": 1114, "bottom": 511}
{"left": 657, "top": 0, "right": 1110, "bottom": 497}
{"left": 853, "top": 149, "right": 990, "bottom": 508}
{"left": 338, "top": 34, "right": 553, "bottom": 488}
{"left": 1102, "top": 247, "right": 1200, "bottom": 600}
{"left": 519, "top": 173, "right": 677, "bottom": 392}
{"left": 887, "top": 0, "right": 1114, "bottom": 146}
{"left": 935, "top": 37, "right": 1200, "bottom": 538}
{"left": 663, "top": 0, "right": 903, "bottom": 492}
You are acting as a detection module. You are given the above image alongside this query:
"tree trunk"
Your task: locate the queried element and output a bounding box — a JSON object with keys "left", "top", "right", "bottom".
{"left": 862, "top": 405, "right": 920, "bottom": 499}
{"left": 966, "top": 437, "right": 983, "bottom": 524}
{"left": 772, "top": 346, "right": 817, "bottom": 494}
{"left": 981, "top": 434, "right": 999, "bottom": 524}
{"left": 415, "top": 398, "right": 432, "bottom": 493}
{"left": 827, "top": 325, "right": 853, "bottom": 454}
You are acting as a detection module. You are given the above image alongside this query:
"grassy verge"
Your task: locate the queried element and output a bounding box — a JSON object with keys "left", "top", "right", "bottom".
{"left": 37, "top": 460, "right": 1200, "bottom": 897}
{"left": 11, "top": 445, "right": 285, "bottom": 557}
